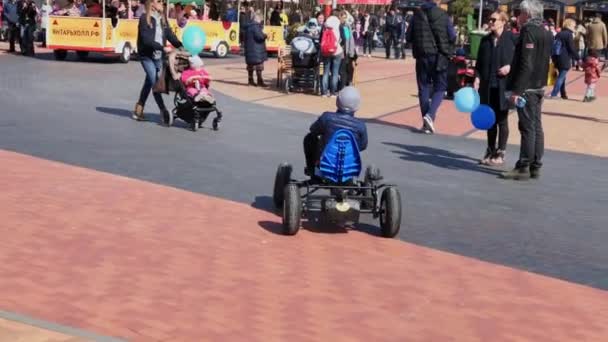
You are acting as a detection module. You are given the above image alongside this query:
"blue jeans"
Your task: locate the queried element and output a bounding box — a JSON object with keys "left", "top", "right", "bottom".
{"left": 322, "top": 55, "right": 343, "bottom": 95}
{"left": 138, "top": 56, "right": 166, "bottom": 110}
{"left": 550, "top": 69, "right": 568, "bottom": 98}
{"left": 415, "top": 55, "right": 447, "bottom": 120}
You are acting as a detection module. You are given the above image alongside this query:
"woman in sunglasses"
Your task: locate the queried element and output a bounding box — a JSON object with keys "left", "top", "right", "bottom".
{"left": 133, "top": 0, "right": 183, "bottom": 123}
{"left": 475, "top": 10, "right": 516, "bottom": 166}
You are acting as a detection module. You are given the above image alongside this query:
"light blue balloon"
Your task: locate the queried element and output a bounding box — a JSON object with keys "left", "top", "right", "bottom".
{"left": 182, "top": 26, "right": 206, "bottom": 55}
{"left": 471, "top": 104, "right": 496, "bottom": 130}
{"left": 454, "top": 87, "right": 481, "bottom": 113}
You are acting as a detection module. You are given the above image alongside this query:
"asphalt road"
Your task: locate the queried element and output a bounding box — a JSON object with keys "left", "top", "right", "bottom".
{"left": 1, "top": 53, "right": 608, "bottom": 290}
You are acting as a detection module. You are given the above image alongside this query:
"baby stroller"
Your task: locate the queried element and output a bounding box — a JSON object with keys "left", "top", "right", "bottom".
{"left": 166, "top": 50, "right": 223, "bottom": 132}
{"left": 446, "top": 50, "right": 476, "bottom": 99}
{"left": 284, "top": 35, "right": 322, "bottom": 94}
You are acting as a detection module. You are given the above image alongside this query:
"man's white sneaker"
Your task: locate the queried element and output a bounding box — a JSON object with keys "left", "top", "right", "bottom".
{"left": 423, "top": 114, "right": 435, "bottom": 134}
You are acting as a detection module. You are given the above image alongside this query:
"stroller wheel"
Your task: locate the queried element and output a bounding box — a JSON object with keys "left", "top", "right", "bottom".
{"left": 213, "top": 110, "right": 222, "bottom": 131}
{"left": 191, "top": 117, "right": 199, "bottom": 132}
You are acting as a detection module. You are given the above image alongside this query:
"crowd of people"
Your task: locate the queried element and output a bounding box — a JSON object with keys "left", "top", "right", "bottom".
{"left": 2, "top": 0, "right": 605, "bottom": 182}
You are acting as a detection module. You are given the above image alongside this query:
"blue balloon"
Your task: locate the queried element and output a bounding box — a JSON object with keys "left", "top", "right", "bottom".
{"left": 471, "top": 104, "right": 496, "bottom": 130}
{"left": 182, "top": 26, "right": 206, "bottom": 55}
{"left": 454, "top": 87, "right": 481, "bottom": 113}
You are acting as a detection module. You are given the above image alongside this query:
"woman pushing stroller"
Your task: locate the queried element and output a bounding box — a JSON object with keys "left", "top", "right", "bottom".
{"left": 132, "top": 0, "right": 183, "bottom": 124}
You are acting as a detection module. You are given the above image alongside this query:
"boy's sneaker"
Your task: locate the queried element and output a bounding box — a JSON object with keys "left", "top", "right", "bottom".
{"left": 582, "top": 96, "right": 589, "bottom": 102}
{"left": 423, "top": 114, "right": 435, "bottom": 134}
{"left": 590, "top": 96, "right": 597, "bottom": 102}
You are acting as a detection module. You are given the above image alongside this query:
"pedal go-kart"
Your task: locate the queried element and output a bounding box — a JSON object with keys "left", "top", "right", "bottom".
{"left": 272, "top": 129, "right": 402, "bottom": 237}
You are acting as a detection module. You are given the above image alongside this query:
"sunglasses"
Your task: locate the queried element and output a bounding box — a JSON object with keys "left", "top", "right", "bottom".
{"left": 488, "top": 18, "right": 498, "bottom": 23}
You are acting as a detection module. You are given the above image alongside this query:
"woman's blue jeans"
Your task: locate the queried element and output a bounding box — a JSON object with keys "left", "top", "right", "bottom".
{"left": 138, "top": 56, "right": 166, "bottom": 110}
{"left": 550, "top": 69, "right": 568, "bottom": 97}
{"left": 322, "top": 55, "right": 343, "bottom": 95}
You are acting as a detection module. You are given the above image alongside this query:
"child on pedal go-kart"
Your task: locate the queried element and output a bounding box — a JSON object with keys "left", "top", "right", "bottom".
{"left": 303, "top": 86, "right": 368, "bottom": 179}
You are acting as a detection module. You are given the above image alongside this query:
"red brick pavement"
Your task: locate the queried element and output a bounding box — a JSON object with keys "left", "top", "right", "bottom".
{"left": 1, "top": 149, "right": 608, "bottom": 342}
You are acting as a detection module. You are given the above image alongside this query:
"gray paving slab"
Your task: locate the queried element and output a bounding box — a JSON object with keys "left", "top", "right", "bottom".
{"left": 0, "top": 309, "right": 127, "bottom": 342}
{"left": 1, "top": 53, "right": 607, "bottom": 290}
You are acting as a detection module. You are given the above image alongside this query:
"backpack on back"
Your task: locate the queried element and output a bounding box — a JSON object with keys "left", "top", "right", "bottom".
{"left": 321, "top": 28, "right": 338, "bottom": 57}
{"left": 552, "top": 37, "right": 562, "bottom": 56}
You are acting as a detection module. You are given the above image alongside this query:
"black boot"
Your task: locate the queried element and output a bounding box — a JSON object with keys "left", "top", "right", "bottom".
{"left": 248, "top": 70, "right": 256, "bottom": 86}
{"left": 256, "top": 70, "right": 266, "bottom": 87}
{"left": 500, "top": 166, "right": 531, "bottom": 181}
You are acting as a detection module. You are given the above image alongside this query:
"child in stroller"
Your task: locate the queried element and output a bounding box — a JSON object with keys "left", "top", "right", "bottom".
{"left": 167, "top": 50, "right": 222, "bottom": 131}
{"left": 181, "top": 55, "right": 215, "bottom": 105}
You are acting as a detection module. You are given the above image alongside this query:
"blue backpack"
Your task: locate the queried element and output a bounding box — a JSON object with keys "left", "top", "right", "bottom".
{"left": 552, "top": 37, "right": 562, "bottom": 56}
{"left": 318, "top": 129, "right": 362, "bottom": 184}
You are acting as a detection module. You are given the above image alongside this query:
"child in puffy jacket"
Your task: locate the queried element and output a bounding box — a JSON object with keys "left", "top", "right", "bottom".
{"left": 181, "top": 55, "right": 215, "bottom": 104}
{"left": 583, "top": 49, "right": 602, "bottom": 103}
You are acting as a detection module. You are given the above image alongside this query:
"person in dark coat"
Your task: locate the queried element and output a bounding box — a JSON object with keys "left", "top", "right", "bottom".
{"left": 269, "top": 6, "right": 281, "bottom": 26}
{"left": 406, "top": 0, "right": 455, "bottom": 134}
{"left": 475, "top": 10, "right": 516, "bottom": 166}
{"left": 549, "top": 18, "right": 581, "bottom": 99}
{"left": 3, "top": 0, "right": 20, "bottom": 53}
{"left": 18, "top": 0, "right": 37, "bottom": 56}
{"left": 384, "top": 8, "right": 402, "bottom": 59}
{"left": 245, "top": 14, "right": 268, "bottom": 87}
{"left": 133, "top": 0, "right": 182, "bottom": 123}
{"left": 503, "top": 0, "right": 553, "bottom": 180}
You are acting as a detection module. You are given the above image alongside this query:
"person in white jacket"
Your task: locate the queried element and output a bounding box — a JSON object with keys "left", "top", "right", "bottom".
{"left": 40, "top": 0, "right": 52, "bottom": 47}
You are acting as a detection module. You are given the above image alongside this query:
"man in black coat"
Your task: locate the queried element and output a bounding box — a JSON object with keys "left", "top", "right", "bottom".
{"left": 384, "top": 8, "right": 402, "bottom": 59}
{"left": 503, "top": 0, "right": 553, "bottom": 180}
{"left": 406, "top": 0, "right": 455, "bottom": 134}
{"left": 18, "top": 0, "right": 36, "bottom": 56}
{"left": 2, "top": 0, "right": 20, "bottom": 53}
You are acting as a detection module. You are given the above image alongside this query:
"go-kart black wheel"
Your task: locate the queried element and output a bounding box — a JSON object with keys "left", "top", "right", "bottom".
{"left": 282, "top": 183, "right": 302, "bottom": 235}
{"left": 379, "top": 186, "right": 402, "bottom": 238}
{"left": 273, "top": 163, "right": 292, "bottom": 209}
{"left": 163, "top": 109, "right": 174, "bottom": 127}
{"left": 362, "top": 165, "right": 381, "bottom": 210}
{"left": 53, "top": 49, "right": 68, "bottom": 61}
{"left": 212, "top": 118, "right": 220, "bottom": 131}
{"left": 76, "top": 51, "right": 89, "bottom": 60}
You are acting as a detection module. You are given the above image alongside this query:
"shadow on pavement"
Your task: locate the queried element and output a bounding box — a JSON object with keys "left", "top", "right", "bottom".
{"left": 96, "top": 106, "right": 135, "bottom": 118}
{"left": 366, "top": 119, "right": 420, "bottom": 133}
{"left": 34, "top": 51, "right": 125, "bottom": 64}
{"left": 544, "top": 111, "right": 608, "bottom": 124}
{"left": 383, "top": 142, "right": 502, "bottom": 176}
{"left": 95, "top": 106, "right": 195, "bottom": 130}
{"left": 252, "top": 195, "right": 279, "bottom": 216}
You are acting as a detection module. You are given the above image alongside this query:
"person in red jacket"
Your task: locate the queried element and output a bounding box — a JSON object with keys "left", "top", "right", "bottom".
{"left": 583, "top": 49, "right": 602, "bottom": 102}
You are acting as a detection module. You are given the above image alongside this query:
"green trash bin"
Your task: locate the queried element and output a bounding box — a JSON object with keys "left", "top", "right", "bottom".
{"left": 469, "top": 31, "right": 488, "bottom": 60}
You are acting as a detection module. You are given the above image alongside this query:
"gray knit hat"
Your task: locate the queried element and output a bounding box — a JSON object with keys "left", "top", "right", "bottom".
{"left": 188, "top": 55, "right": 204, "bottom": 69}
{"left": 336, "top": 86, "right": 361, "bottom": 114}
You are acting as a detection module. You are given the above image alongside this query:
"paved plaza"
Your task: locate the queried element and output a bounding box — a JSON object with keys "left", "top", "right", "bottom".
{"left": 1, "top": 43, "right": 607, "bottom": 341}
